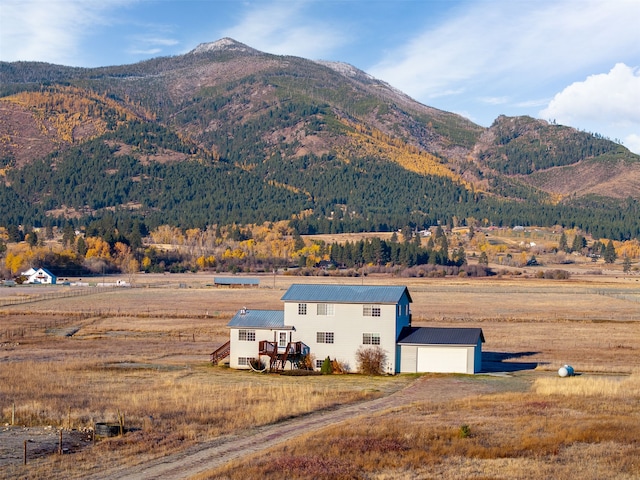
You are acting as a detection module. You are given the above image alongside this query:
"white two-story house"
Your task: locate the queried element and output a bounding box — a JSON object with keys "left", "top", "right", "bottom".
{"left": 220, "top": 283, "right": 484, "bottom": 374}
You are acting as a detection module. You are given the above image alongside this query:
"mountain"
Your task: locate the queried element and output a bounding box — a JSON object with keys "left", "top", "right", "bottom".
{"left": 0, "top": 38, "right": 639, "bottom": 239}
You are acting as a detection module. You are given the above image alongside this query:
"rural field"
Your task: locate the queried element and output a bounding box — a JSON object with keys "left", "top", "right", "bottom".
{"left": 1, "top": 271, "right": 639, "bottom": 479}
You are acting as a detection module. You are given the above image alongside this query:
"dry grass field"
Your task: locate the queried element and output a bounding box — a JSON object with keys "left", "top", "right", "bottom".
{"left": 1, "top": 272, "right": 639, "bottom": 479}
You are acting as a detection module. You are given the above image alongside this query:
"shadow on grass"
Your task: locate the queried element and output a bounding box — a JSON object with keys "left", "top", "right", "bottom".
{"left": 482, "top": 351, "right": 543, "bottom": 372}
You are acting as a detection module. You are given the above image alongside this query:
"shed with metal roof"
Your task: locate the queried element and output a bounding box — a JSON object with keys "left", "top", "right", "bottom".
{"left": 213, "top": 277, "right": 260, "bottom": 288}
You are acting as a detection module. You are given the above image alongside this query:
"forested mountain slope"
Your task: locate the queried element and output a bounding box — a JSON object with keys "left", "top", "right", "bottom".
{"left": 1, "top": 38, "right": 639, "bottom": 240}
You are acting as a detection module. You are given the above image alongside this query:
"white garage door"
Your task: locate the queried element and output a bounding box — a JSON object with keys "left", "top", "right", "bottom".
{"left": 417, "top": 347, "right": 468, "bottom": 373}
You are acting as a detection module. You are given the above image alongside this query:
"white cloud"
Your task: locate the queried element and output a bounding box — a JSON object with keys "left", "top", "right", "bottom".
{"left": 540, "top": 63, "right": 640, "bottom": 127}
{"left": 479, "top": 96, "right": 509, "bottom": 106}
{"left": 126, "top": 34, "right": 179, "bottom": 56}
{"left": 221, "top": 2, "right": 348, "bottom": 59}
{"left": 625, "top": 134, "right": 640, "bottom": 155}
{"left": 0, "top": 0, "right": 134, "bottom": 65}
{"left": 539, "top": 63, "right": 640, "bottom": 153}
{"left": 368, "top": 0, "right": 640, "bottom": 102}
{"left": 515, "top": 99, "right": 550, "bottom": 109}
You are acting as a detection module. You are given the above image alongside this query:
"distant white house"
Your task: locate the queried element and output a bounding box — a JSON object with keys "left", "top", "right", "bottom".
{"left": 22, "top": 268, "right": 37, "bottom": 277}
{"left": 23, "top": 267, "right": 57, "bottom": 285}
{"left": 220, "top": 284, "right": 484, "bottom": 374}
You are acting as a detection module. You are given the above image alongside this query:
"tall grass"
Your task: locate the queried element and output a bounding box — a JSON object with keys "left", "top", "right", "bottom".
{"left": 207, "top": 384, "right": 640, "bottom": 480}
{"left": 0, "top": 359, "right": 376, "bottom": 437}
{"left": 534, "top": 371, "right": 640, "bottom": 397}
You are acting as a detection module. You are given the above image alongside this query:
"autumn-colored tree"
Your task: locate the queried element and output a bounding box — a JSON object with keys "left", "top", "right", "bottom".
{"left": 4, "top": 243, "right": 34, "bottom": 275}
{"left": 84, "top": 237, "right": 111, "bottom": 259}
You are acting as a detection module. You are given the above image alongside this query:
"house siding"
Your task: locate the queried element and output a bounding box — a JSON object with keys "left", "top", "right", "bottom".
{"left": 225, "top": 285, "right": 483, "bottom": 375}
{"left": 229, "top": 328, "right": 278, "bottom": 369}
{"left": 284, "top": 296, "right": 410, "bottom": 373}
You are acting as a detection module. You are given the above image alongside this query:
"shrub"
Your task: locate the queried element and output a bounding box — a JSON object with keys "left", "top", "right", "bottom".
{"left": 459, "top": 424, "right": 471, "bottom": 438}
{"left": 297, "top": 353, "right": 316, "bottom": 371}
{"left": 355, "top": 346, "right": 387, "bottom": 375}
{"left": 320, "top": 356, "right": 332, "bottom": 375}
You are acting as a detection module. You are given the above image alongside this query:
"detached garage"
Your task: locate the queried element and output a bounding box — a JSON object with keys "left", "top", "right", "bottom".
{"left": 397, "top": 327, "right": 485, "bottom": 374}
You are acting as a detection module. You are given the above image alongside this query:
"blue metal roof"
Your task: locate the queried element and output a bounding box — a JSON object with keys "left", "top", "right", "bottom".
{"left": 214, "top": 277, "right": 260, "bottom": 285}
{"left": 281, "top": 284, "right": 412, "bottom": 304}
{"left": 227, "top": 309, "right": 291, "bottom": 329}
{"left": 397, "top": 327, "right": 484, "bottom": 345}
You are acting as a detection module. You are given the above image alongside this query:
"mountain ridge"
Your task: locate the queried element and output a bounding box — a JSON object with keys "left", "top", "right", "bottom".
{"left": 0, "top": 38, "right": 639, "bottom": 239}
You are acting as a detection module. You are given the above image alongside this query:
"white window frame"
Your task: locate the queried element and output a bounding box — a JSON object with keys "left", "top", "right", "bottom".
{"left": 237, "top": 357, "right": 256, "bottom": 366}
{"left": 298, "top": 303, "right": 307, "bottom": 315}
{"left": 363, "top": 305, "right": 381, "bottom": 317}
{"left": 316, "top": 331, "right": 335, "bottom": 344}
{"left": 315, "top": 359, "right": 324, "bottom": 369}
{"left": 317, "top": 303, "right": 335, "bottom": 316}
{"left": 363, "top": 333, "right": 381, "bottom": 345}
{"left": 238, "top": 329, "right": 256, "bottom": 342}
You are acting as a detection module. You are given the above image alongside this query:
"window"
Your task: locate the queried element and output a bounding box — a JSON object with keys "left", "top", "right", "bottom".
{"left": 316, "top": 331, "right": 334, "bottom": 344}
{"left": 237, "top": 357, "right": 256, "bottom": 366}
{"left": 298, "top": 303, "right": 307, "bottom": 315}
{"left": 317, "top": 303, "right": 334, "bottom": 316}
{"left": 278, "top": 332, "right": 288, "bottom": 348}
{"left": 363, "top": 333, "right": 381, "bottom": 345}
{"left": 238, "top": 329, "right": 256, "bottom": 342}
{"left": 316, "top": 359, "right": 324, "bottom": 369}
{"left": 363, "top": 305, "right": 381, "bottom": 317}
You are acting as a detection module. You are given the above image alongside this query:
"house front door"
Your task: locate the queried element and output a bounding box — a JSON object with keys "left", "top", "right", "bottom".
{"left": 278, "top": 332, "right": 288, "bottom": 348}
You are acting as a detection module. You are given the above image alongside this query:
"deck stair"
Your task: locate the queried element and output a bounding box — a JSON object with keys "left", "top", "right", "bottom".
{"left": 259, "top": 340, "right": 309, "bottom": 371}
{"left": 210, "top": 340, "right": 231, "bottom": 364}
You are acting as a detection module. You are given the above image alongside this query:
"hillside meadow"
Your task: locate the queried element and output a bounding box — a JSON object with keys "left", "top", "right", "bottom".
{"left": 0, "top": 273, "right": 639, "bottom": 479}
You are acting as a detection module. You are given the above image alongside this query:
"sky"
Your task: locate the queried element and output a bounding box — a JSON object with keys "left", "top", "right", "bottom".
{"left": 2, "top": 0, "right": 640, "bottom": 153}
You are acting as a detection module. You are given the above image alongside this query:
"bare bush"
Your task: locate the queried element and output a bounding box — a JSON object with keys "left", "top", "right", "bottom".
{"left": 355, "top": 346, "right": 387, "bottom": 375}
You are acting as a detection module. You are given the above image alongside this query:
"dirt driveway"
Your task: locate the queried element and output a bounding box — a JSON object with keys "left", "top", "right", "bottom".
{"left": 85, "top": 374, "right": 513, "bottom": 480}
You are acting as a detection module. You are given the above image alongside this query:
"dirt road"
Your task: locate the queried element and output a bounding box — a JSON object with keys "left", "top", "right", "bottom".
{"left": 87, "top": 375, "right": 504, "bottom": 480}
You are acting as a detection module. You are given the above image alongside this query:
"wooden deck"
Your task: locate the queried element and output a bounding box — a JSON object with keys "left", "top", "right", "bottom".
{"left": 259, "top": 340, "right": 309, "bottom": 371}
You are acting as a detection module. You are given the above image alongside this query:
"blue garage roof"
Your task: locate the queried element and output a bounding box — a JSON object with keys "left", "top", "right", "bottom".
{"left": 227, "top": 309, "right": 291, "bottom": 329}
{"left": 281, "top": 284, "right": 412, "bottom": 304}
{"left": 397, "top": 327, "right": 484, "bottom": 345}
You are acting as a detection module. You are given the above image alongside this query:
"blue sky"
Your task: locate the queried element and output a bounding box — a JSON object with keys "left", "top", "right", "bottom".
{"left": 2, "top": 0, "right": 639, "bottom": 153}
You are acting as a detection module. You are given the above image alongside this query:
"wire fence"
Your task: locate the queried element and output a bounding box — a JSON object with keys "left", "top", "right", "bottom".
{"left": 0, "top": 286, "right": 118, "bottom": 307}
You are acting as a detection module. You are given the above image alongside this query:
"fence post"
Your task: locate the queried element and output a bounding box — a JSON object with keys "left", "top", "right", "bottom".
{"left": 23, "top": 440, "right": 27, "bottom": 465}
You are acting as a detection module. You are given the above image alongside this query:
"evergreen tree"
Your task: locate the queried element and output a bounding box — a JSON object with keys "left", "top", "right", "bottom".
{"left": 76, "top": 237, "right": 87, "bottom": 256}
{"left": 571, "top": 234, "right": 585, "bottom": 253}
{"left": 293, "top": 232, "right": 305, "bottom": 251}
{"left": 603, "top": 240, "right": 617, "bottom": 264}
{"left": 7, "top": 225, "right": 22, "bottom": 242}
{"left": 622, "top": 256, "right": 631, "bottom": 273}
{"left": 558, "top": 231, "right": 568, "bottom": 252}
{"left": 320, "top": 356, "right": 332, "bottom": 374}
{"left": 26, "top": 230, "right": 38, "bottom": 247}
{"left": 62, "top": 224, "right": 76, "bottom": 247}
{"left": 452, "top": 247, "right": 466, "bottom": 267}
